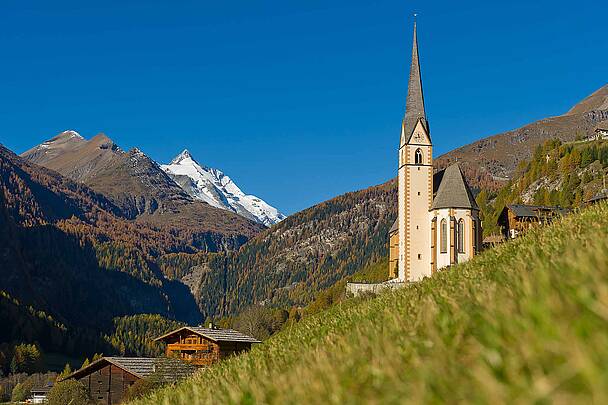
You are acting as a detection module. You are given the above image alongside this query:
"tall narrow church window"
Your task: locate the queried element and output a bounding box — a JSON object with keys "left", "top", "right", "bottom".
{"left": 415, "top": 148, "right": 423, "bottom": 165}
{"left": 457, "top": 219, "right": 465, "bottom": 253}
{"left": 440, "top": 219, "right": 447, "bottom": 253}
{"left": 472, "top": 220, "right": 477, "bottom": 253}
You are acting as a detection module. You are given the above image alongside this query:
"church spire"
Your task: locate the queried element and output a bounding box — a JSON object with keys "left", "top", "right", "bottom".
{"left": 403, "top": 21, "right": 427, "bottom": 143}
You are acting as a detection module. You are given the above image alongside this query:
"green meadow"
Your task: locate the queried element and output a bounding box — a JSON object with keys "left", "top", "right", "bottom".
{"left": 130, "top": 202, "right": 608, "bottom": 404}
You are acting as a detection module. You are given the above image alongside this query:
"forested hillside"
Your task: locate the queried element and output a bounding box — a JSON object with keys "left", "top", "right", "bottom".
{"left": 130, "top": 201, "right": 608, "bottom": 405}
{"left": 195, "top": 180, "right": 396, "bottom": 319}
{"left": 477, "top": 138, "right": 608, "bottom": 236}
{"left": 0, "top": 145, "right": 207, "bottom": 368}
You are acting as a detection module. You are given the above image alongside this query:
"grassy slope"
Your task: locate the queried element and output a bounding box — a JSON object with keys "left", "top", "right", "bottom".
{"left": 131, "top": 202, "right": 608, "bottom": 404}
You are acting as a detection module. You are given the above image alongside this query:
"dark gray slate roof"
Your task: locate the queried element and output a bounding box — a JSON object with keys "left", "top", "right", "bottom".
{"left": 403, "top": 22, "right": 428, "bottom": 143}
{"left": 107, "top": 357, "right": 196, "bottom": 380}
{"left": 155, "top": 326, "right": 261, "bottom": 343}
{"left": 63, "top": 357, "right": 196, "bottom": 382}
{"left": 430, "top": 164, "right": 479, "bottom": 210}
{"left": 506, "top": 204, "right": 570, "bottom": 217}
{"left": 30, "top": 383, "right": 53, "bottom": 394}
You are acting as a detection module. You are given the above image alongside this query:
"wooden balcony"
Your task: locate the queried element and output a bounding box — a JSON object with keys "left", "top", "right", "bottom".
{"left": 167, "top": 344, "right": 211, "bottom": 351}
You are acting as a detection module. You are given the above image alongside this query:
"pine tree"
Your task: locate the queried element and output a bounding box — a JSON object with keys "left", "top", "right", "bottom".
{"left": 58, "top": 363, "right": 72, "bottom": 380}
{"left": 10, "top": 356, "right": 17, "bottom": 374}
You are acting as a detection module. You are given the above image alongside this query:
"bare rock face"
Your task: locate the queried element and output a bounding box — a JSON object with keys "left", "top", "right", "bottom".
{"left": 436, "top": 84, "right": 608, "bottom": 189}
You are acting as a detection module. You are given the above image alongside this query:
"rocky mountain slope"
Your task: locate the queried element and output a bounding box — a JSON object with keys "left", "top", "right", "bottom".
{"left": 436, "top": 84, "right": 608, "bottom": 188}
{"left": 21, "top": 131, "right": 263, "bottom": 250}
{"left": 161, "top": 150, "right": 285, "bottom": 227}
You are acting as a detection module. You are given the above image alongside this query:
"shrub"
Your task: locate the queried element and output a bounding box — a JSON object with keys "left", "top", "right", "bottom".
{"left": 124, "top": 377, "right": 163, "bottom": 401}
{"left": 47, "top": 380, "right": 90, "bottom": 405}
{"left": 11, "top": 378, "right": 34, "bottom": 402}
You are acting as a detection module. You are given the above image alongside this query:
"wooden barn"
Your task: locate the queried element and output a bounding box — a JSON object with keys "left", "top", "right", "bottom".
{"left": 62, "top": 357, "right": 195, "bottom": 404}
{"left": 498, "top": 204, "right": 570, "bottom": 239}
{"left": 154, "top": 326, "right": 261, "bottom": 367}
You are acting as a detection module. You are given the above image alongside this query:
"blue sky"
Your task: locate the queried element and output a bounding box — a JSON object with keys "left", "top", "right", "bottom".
{"left": 0, "top": 0, "right": 605, "bottom": 215}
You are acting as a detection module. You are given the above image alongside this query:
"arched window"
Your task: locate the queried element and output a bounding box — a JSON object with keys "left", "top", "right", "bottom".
{"left": 440, "top": 219, "right": 447, "bottom": 253}
{"left": 415, "top": 148, "right": 423, "bottom": 165}
{"left": 457, "top": 219, "right": 465, "bottom": 253}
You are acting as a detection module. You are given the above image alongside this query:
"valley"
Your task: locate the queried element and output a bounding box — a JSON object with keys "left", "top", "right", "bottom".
{"left": 128, "top": 196, "right": 608, "bottom": 404}
{"left": 2, "top": 84, "right": 607, "bottom": 381}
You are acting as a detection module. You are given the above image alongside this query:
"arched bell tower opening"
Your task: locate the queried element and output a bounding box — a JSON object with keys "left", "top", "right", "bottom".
{"left": 415, "top": 148, "right": 423, "bottom": 165}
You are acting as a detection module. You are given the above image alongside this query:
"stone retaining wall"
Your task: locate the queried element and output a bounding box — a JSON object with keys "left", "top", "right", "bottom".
{"left": 346, "top": 282, "right": 406, "bottom": 297}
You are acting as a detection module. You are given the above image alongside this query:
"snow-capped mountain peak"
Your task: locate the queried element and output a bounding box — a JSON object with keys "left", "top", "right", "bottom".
{"left": 171, "top": 149, "right": 196, "bottom": 165}
{"left": 160, "top": 151, "right": 286, "bottom": 227}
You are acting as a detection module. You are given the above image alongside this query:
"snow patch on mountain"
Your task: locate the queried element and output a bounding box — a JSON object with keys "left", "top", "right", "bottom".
{"left": 161, "top": 150, "right": 286, "bottom": 226}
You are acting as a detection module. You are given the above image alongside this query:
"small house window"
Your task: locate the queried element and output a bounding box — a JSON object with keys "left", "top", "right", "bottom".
{"left": 457, "top": 219, "right": 465, "bottom": 253}
{"left": 415, "top": 148, "right": 423, "bottom": 165}
{"left": 440, "top": 219, "right": 447, "bottom": 253}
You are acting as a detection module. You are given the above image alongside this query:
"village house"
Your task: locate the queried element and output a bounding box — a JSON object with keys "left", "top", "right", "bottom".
{"left": 591, "top": 127, "right": 608, "bottom": 141}
{"left": 29, "top": 383, "right": 53, "bottom": 404}
{"left": 498, "top": 204, "right": 570, "bottom": 239}
{"left": 154, "top": 326, "right": 261, "bottom": 367}
{"left": 61, "top": 326, "right": 259, "bottom": 404}
{"left": 61, "top": 357, "right": 196, "bottom": 405}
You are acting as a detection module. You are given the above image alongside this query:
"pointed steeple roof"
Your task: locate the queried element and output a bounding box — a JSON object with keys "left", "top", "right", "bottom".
{"left": 403, "top": 21, "right": 428, "bottom": 143}
{"left": 431, "top": 164, "right": 479, "bottom": 210}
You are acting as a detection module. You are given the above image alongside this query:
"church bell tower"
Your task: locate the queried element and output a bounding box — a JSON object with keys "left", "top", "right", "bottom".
{"left": 397, "top": 22, "right": 433, "bottom": 282}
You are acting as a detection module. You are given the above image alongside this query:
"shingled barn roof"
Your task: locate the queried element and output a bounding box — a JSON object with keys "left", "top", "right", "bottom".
{"left": 62, "top": 357, "right": 196, "bottom": 382}
{"left": 506, "top": 204, "right": 570, "bottom": 218}
{"left": 154, "top": 326, "right": 261, "bottom": 344}
{"left": 430, "top": 164, "right": 479, "bottom": 211}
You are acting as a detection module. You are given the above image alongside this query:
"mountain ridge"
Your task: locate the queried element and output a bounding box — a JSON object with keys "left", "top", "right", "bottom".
{"left": 20, "top": 132, "right": 263, "bottom": 248}
{"left": 436, "top": 84, "right": 608, "bottom": 188}
{"left": 161, "top": 149, "right": 286, "bottom": 227}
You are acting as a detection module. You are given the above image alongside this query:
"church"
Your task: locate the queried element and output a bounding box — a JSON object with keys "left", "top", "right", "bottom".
{"left": 388, "top": 23, "right": 482, "bottom": 282}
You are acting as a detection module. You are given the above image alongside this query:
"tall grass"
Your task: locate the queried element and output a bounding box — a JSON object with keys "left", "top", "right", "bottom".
{"left": 131, "top": 203, "right": 608, "bottom": 404}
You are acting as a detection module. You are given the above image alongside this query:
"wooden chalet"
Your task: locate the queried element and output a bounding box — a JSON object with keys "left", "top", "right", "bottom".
{"left": 498, "top": 204, "right": 570, "bottom": 239}
{"left": 62, "top": 357, "right": 196, "bottom": 405}
{"left": 154, "top": 326, "right": 261, "bottom": 367}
